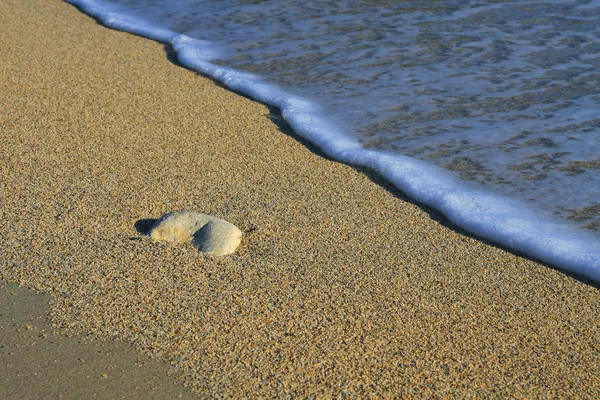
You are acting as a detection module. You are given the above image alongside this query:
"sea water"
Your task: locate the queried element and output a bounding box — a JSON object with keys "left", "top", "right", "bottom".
{"left": 65, "top": 0, "right": 600, "bottom": 281}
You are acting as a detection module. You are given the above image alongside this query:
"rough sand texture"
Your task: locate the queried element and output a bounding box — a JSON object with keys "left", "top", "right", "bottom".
{"left": 1, "top": 0, "right": 600, "bottom": 397}
{"left": 0, "top": 281, "right": 195, "bottom": 399}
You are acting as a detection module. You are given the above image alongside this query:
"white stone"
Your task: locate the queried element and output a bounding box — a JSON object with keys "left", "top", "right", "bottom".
{"left": 149, "top": 211, "right": 242, "bottom": 256}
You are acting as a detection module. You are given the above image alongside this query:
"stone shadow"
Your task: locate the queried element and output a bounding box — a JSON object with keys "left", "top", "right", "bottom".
{"left": 134, "top": 218, "right": 158, "bottom": 236}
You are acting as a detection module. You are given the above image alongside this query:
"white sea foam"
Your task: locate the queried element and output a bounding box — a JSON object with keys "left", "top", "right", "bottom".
{"left": 65, "top": 0, "right": 600, "bottom": 282}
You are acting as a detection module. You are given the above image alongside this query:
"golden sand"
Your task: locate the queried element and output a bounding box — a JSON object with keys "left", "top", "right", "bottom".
{"left": 1, "top": 0, "right": 600, "bottom": 397}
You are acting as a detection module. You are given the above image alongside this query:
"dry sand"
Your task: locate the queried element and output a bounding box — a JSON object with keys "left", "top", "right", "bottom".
{"left": 1, "top": 0, "right": 600, "bottom": 397}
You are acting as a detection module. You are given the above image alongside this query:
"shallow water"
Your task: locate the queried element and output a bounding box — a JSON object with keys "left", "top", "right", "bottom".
{"left": 66, "top": 0, "right": 600, "bottom": 281}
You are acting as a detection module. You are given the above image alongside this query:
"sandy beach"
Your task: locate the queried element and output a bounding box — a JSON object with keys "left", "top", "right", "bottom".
{"left": 2, "top": 0, "right": 600, "bottom": 397}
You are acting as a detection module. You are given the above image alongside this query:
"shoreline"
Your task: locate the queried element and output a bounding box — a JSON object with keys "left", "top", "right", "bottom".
{"left": 2, "top": 0, "right": 600, "bottom": 397}
{"left": 67, "top": 0, "right": 600, "bottom": 283}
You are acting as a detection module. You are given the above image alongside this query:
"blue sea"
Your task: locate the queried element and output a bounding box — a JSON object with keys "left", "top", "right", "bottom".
{"left": 66, "top": 0, "right": 600, "bottom": 281}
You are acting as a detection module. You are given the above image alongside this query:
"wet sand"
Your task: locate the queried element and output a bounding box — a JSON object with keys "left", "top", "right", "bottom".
{"left": 1, "top": 0, "right": 600, "bottom": 397}
{"left": 0, "top": 281, "right": 195, "bottom": 399}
